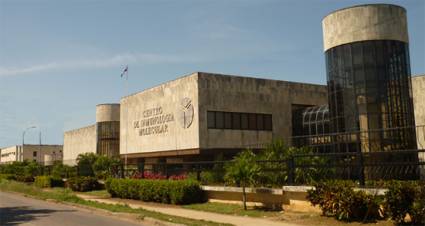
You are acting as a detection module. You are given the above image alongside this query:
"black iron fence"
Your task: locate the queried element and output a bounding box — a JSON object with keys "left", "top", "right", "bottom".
{"left": 125, "top": 149, "right": 425, "bottom": 187}
{"left": 291, "top": 125, "right": 425, "bottom": 153}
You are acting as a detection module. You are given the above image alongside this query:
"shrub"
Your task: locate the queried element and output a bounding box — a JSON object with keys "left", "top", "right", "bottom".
{"left": 307, "top": 181, "right": 382, "bottom": 222}
{"left": 105, "top": 178, "right": 205, "bottom": 204}
{"left": 385, "top": 181, "right": 425, "bottom": 225}
{"left": 67, "top": 176, "right": 100, "bottom": 192}
{"left": 0, "top": 174, "right": 16, "bottom": 181}
{"left": 15, "top": 175, "right": 34, "bottom": 183}
{"left": 35, "top": 176, "right": 64, "bottom": 188}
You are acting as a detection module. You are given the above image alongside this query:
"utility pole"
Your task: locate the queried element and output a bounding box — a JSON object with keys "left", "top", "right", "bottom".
{"left": 22, "top": 126, "right": 36, "bottom": 162}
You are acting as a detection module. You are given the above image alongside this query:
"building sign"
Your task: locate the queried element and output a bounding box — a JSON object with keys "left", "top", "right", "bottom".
{"left": 132, "top": 98, "right": 194, "bottom": 136}
{"left": 133, "top": 107, "right": 175, "bottom": 136}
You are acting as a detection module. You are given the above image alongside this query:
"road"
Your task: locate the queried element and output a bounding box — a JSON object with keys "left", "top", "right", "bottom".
{"left": 0, "top": 191, "right": 147, "bottom": 226}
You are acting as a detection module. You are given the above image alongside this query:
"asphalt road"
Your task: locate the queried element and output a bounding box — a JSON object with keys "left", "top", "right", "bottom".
{"left": 0, "top": 191, "right": 147, "bottom": 226}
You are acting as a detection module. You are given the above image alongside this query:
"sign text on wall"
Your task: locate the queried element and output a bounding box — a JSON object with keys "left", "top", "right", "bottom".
{"left": 133, "top": 107, "right": 174, "bottom": 136}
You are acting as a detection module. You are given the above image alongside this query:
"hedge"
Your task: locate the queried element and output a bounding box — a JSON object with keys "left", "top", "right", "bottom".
{"left": 0, "top": 173, "right": 16, "bottom": 181}
{"left": 66, "top": 176, "right": 100, "bottom": 192}
{"left": 34, "top": 176, "right": 64, "bottom": 188}
{"left": 105, "top": 178, "right": 205, "bottom": 205}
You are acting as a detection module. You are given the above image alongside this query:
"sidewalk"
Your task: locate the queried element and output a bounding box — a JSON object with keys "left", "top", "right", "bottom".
{"left": 76, "top": 194, "right": 301, "bottom": 226}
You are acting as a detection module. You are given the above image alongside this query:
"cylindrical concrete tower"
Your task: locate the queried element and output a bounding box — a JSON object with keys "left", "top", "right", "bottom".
{"left": 322, "top": 4, "right": 417, "bottom": 153}
{"left": 96, "top": 104, "right": 120, "bottom": 157}
{"left": 96, "top": 104, "right": 120, "bottom": 122}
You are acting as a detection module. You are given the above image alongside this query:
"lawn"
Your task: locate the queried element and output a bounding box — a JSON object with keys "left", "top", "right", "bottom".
{"left": 0, "top": 179, "right": 232, "bottom": 226}
{"left": 183, "top": 202, "right": 282, "bottom": 218}
{"left": 183, "top": 202, "right": 394, "bottom": 226}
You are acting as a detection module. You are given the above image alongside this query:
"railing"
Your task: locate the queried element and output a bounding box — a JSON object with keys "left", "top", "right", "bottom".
{"left": 291, "top": 125, "right": 425, "bottom": 153}
{"left": 126, "top": 149, "right": 425, "bottom": 187}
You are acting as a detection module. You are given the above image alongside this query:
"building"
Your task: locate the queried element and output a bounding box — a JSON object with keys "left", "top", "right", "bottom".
{"left": 320, "top": 4, "right": 417, "bottom": 153}
{"left": 0, "top": 144, "right": 63, "bottom": 165}
{"left": 120, "top": 72, "right": 327, "bottom": 165}
{"left": 61, "top": 4, "right": 424, "bottom": 178}
{"left": 412, "top": 75, "right": 425, "bottom": 177}
{"left": 63, "top": 104, "right": 120, "bottom": 165}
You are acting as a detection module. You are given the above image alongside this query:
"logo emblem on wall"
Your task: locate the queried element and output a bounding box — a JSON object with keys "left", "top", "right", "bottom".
{"left": 178, "top": 98, "right": 194, "bottom": 128}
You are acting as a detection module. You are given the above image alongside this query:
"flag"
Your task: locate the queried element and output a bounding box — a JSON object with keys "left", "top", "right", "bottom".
{"left": 120, "top": 65, "right": 128, "bottom": 78}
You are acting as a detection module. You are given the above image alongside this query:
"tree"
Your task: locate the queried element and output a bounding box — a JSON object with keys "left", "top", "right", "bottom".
{"left": 51, "top": 161, "right": 76, "bottom": 178}
{"left": 224, "top": 149, "right": 260, "bottom": 210}
{"left": 93, "top": 156, "right": 122, "bottom": 179}
{"left": 257, "top": 140, "right": 331, "bottom": 186}
{"left": 76, "top": 153, "right": 98, "bottom": 176}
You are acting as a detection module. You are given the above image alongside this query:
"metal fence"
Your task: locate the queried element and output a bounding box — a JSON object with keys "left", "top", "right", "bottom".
{"left": 125, "top": 149, "right": 425, "bottom": 187}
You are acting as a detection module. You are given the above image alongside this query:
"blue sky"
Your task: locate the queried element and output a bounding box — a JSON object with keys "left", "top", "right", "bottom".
{"left": 0, "top": 0, "right": 424, "bottom": 147}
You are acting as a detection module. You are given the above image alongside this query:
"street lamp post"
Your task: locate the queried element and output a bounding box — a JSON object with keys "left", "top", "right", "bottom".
{"left": 22, "top": 126, "right": 36, "bottom": 162}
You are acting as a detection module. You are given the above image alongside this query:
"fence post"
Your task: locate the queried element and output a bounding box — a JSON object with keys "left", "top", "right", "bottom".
{"left": 358, "top": 152, "right": 365, "bottom": 186}
{"left": 196, "top": 164, "right": 201, "bottom": 181}
{"left": 287, "top": 157, "right": 295, "bottom": 185}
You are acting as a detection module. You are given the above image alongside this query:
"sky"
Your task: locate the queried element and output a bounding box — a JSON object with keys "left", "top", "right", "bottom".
{"left": 0, "top": 0, "right": 424, "bottom": 147}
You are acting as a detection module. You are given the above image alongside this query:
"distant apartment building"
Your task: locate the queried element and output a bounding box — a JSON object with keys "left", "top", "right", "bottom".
{"left": 0, "top": 144, "right": 63, "bottom": 165}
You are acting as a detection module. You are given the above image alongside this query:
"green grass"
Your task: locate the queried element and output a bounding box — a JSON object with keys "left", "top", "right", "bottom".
{"left": 77, "top": 189, "right": 111, "bottom": 198}
{"left": 0, "top": 179, "right": 232, "bottom": 226}
{"left": 183, "top": 202, "right": 282, "bottom": 218}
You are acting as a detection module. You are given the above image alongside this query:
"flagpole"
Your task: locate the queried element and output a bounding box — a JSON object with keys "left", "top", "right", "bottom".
{"left": 125, "top": 66, "right": 128, "bottom": 176}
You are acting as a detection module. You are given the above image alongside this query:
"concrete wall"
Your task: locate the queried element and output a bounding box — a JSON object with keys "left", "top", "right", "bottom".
{"left": 413, "top": 75, "right": 425, "bottom": 148}
{"left": 322, "top": 4, "right": 408, "bottom": 51}
{"left": 412, "top": 75, "right": 425, "bottom": 178}
{"left": 63, "top": 125, "right": 96, "bottom": 165}
{"left": 120, "top": 73, "right": 200, "bottom": 157}
{"left": 198, "top": 72, "right": 328, "bottom": 149}
{"left": 96, "top": 104, "right": 120, "bottom": 122}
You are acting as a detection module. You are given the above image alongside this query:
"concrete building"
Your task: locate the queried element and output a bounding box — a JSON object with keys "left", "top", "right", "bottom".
{"left": 63, "top": 104, "right": 120, "bottom": 165}
{"left": 412, "top": 75, "right": 425, "bottom": 177}
{"left": 412, "top": 75, "right": 425, "bottom": 149}
{"left": 120, "top": 72, "right": 327, "bottom": 164}
{"left": 0, "top": 144, "right": 63, "bottom": 165}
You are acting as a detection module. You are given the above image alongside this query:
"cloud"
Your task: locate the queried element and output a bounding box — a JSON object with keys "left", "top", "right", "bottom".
{"left": 0, "top": 53, "right": 202, "bottom": 77}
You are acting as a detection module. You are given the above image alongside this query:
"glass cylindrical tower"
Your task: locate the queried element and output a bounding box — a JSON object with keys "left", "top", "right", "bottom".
{"left": 322, "top": 4, "right": 417, "bottom": 153}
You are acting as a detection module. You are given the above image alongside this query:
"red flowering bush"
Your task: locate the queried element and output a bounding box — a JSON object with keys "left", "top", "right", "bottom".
{"left": 169, "top": 174, "right": 187, "bottom": 180}
{"left": 131, "top": 171, "right": 166, "bottom": 180}
{"left": 130, "top": 171, "right": 187, "bottom": 180}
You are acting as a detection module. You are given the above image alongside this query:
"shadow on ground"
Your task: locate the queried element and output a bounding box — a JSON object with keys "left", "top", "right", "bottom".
{"left": 0, "top": 206, "right": 75, "bottom": 226}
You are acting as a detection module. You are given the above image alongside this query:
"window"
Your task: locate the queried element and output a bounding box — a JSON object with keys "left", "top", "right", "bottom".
{"left": 232, "top": 113, "right": 241, "bottom": 129}
{"left": 207, "top": 111, "right": 215, "bottom": 128}
{"left": 224, "top": 112, "right": 232, "bottom": 129}
{"left": 215, "top": 112, "right": 224, "bottom": 129}
{"left": 207, "top": 110, "right": 272, "bottom": 131}
{"left": 33, "top": 151, "right": 37, "bottom": 157}
{"left": 264, "top": 114, "right": 272, "bottom": 131}
{"left": 257, "top": 114, "right": 264, "bottom": 130}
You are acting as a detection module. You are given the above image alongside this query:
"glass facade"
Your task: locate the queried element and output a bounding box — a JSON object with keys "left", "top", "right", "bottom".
{"left": 326, "top": 40, "right": 417, "bottom": 152}
{"left": 97, "top": 121, "right": 120, "bottom": 157}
